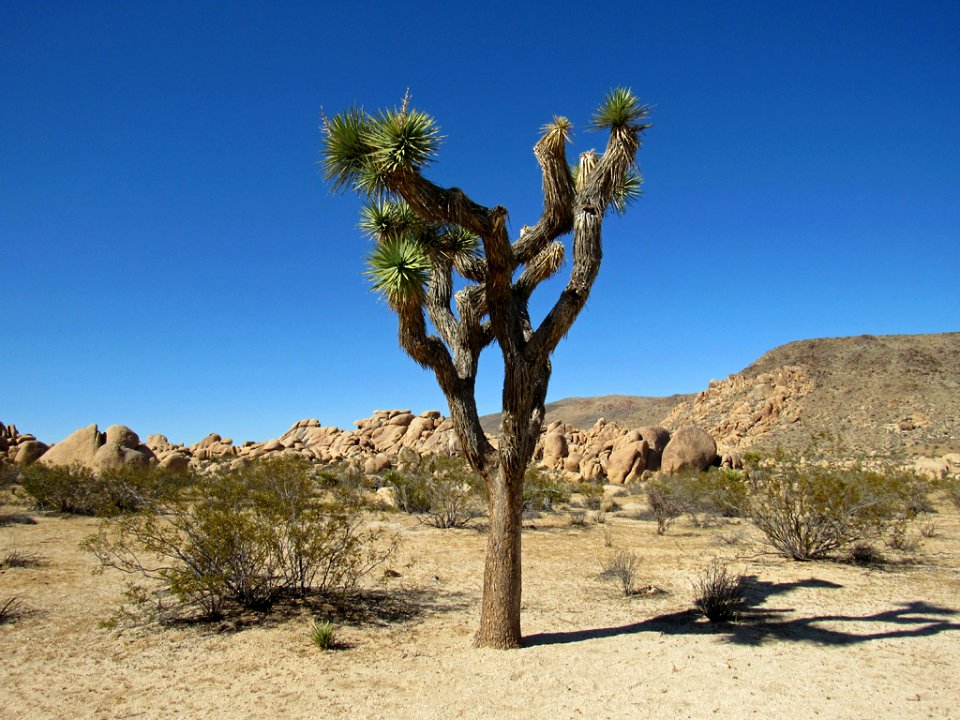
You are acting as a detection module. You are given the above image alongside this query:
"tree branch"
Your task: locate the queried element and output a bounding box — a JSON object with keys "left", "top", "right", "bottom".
{"left": 512, "top": 125, "right": 575, "bottom": 265}
{"left": 396, "top": 299, "right": 493, "bottom": 471}
{"left": 526, "top": 125, "right": 641, "bottom": 362}
{"left": 425, "top": 257, "right": 458, "bottom": 348}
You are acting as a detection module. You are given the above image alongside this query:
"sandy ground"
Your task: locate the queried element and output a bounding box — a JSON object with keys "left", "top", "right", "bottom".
{"left": 2, "top": 491, "right": 959, "bottom": 720}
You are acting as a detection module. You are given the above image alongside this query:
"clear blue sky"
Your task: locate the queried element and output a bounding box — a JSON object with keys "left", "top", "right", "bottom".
{"left": 2, "top": 1, "right": 958, "bottom": 445}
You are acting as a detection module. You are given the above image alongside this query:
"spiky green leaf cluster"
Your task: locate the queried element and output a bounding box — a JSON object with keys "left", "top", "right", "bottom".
{"left": 367, "top": 108, "right": 441, "bottom": 175}
{"left": 590, "top": 87, "right": 650, "bottom": 131}
{"left": 610, "top": 170, "right": 644, "bottom": 214}
{"left": 321, "top": 103, "right": 441, "bottom": 198}
{"left": 359, "top": 199, "right": 427, "bottom": 241}
{"left": 365, "top": 236, "right": 432, "bottom": 306}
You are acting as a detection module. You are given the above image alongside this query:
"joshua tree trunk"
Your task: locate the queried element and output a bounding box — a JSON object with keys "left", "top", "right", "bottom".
{"left": 322, "top": 89, "right": 649, "bottom": 648}
{"left": 477, "top": 461, "right": 525, "bottom": 647}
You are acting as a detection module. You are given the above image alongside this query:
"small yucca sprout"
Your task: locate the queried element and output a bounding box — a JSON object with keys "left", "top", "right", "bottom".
{"left": 310, "top": 620, "right": 336, "bottom": 650}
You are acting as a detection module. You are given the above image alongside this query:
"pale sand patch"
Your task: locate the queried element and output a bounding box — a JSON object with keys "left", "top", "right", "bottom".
{"left": 2, "top": 497, "right": 958, "bottom": 720}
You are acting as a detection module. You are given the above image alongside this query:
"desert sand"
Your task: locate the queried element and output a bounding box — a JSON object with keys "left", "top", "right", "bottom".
{"left": 2, "top": 492, "right": 959, "bottom": 720}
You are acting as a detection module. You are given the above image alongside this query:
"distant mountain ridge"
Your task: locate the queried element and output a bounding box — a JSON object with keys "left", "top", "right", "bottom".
{"left": 479, "top": 394, "right": 692, "bottom": 434}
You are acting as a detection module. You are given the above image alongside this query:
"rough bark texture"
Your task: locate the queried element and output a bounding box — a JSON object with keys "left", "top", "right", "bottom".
{"left": 331, "top": 101, "right": 647, "bottom": 648}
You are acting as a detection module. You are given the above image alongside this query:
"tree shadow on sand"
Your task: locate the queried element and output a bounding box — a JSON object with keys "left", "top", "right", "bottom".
{"left": 523, "top": 576, "right": 960, "bottom": 648}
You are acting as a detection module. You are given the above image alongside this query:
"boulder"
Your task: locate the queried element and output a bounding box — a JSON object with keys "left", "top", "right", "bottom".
{"left": 542, "top": 431, "right": 569, "bottom": 464}
{"left": 105, "top": 425, "right": 140, "bottom": 450}
{"left": 606, "top": 441, "right": 648, "bottom": 484}
{"left": 39, "top": 424, "right": 104, "bottom": 468}
{"left": 145, "top": 434, "right": 175, "bottom": 453}
{"left": 363, "top": 454, "right": 392, "bottom": 474}
{"left": 91, "top": 442, "right": 151, "bottom": 472}
{"left": 638, "top": 426, "right": 671, "bottom": 470}
{"left": 661, "top": 426, "right": 717, "bottom": 475}
{"left": 14, "top": 440, "right": 49, "bottom": 466}
{"left": 158, "top": 452, "right": 191, "bottom": 472}
{"left": 376, "top": 486, "right": 398, "bottom": 509}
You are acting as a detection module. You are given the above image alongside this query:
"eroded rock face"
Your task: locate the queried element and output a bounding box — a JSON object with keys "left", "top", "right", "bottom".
{"left": 661, "top": 426, "right": 718, "bottom": 475}
{"left": 663, "top": 366, "right": 813, "bottom": 452}
{"left": 39, "top": 424, "right": 104, "bottom": 468}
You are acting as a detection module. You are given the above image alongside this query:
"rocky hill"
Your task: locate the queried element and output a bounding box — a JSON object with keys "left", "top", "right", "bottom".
{"left": 662, "top": 332, "right": 960, "bottom": 458}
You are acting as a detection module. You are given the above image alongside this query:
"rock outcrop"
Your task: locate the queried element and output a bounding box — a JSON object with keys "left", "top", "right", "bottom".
{"left": 34, "top": 424, "right": 155, "bottom": 472}
{"left": 660, "top": 426, "right": 718, "bottom": 475}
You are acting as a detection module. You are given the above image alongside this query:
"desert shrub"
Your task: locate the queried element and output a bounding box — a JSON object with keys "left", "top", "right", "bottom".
{"left": 20, "top": 462, "right": 191, "bottom": 516}
{"left": 645, "top": 469, "right": 747, "bottom": 534}
{"left": 1, "top": 550, "right": 40, "bottom": 569}
{"left": 85, "top": 457, "right": 396, "bottom": 619}
{"left": 692, "top": 560, "right": 745, "bottom": 622}
{"left": 600, "top": 549, "right": 641, "bottom": 596}
{"left": 646, "top": 480, "right": 684, "bottom": 535}
{"left": 569, "top": 510, "right": 587, "bottom": 526}
{"left": 846, "top": 542, "right": 885, "bottom": 566}
{"left": 0, "top": 461, "right": 19, "bottom": 489}
{"left": 385, "top": 456, "right": 483, "bottom": 528}
{"left": 0, "top": 513, "right": 36, "bottom": 527}
{"left": 523, "top": 465, "right": 571, "bottom": 512}
{"left": 886, "top": 519, "right": 922, "bottom": 552}
{"left": 0, "top": 596, "right": 23, "bottom": 624}
{"left": 575, "top": 481, "right": 605, "bottom": 510}
{"left": 310, "top": 619, "right": 337, "bottom": 650}
{"left": 714, "top": 528, "right": 745, "bottom": 546}
{"left": 945, "top": 479, "right": 960, "bottom": 511}
{"left": 20, "top": 463, "right": 103, "bottom": 514}
{"left": 746, "top": 458, "right": 922, "bottom": 561}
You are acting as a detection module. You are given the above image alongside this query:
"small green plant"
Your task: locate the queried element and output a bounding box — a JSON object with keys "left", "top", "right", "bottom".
{"left": 310, "top": 620, "right": 337, "bottom": 650}
{"left": 576, "top": 481, "right": 605, "bottom": 510}
{"left": 523, "top": 465, "right": 572, "bottom": 512}
{"left": 692, "top": 560, "right": 745, "bottom": 622}
{"left": 385, "top": 456, "right": 483, "bottom": 528}
{"left": 649, "top": 469, "right": 748, "bottom": 531}
{"left": 601, "top": 549, "right": 641, "bottom": 596}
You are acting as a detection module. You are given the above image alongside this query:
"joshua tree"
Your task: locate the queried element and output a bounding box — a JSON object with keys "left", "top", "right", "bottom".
{"left": 321, "top": 88, "right": 650, "bottom": 648}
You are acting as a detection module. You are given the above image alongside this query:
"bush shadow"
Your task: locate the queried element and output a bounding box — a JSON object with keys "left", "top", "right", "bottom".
{"left": 524, "top": 575, "right": 960, "bottom": 648}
